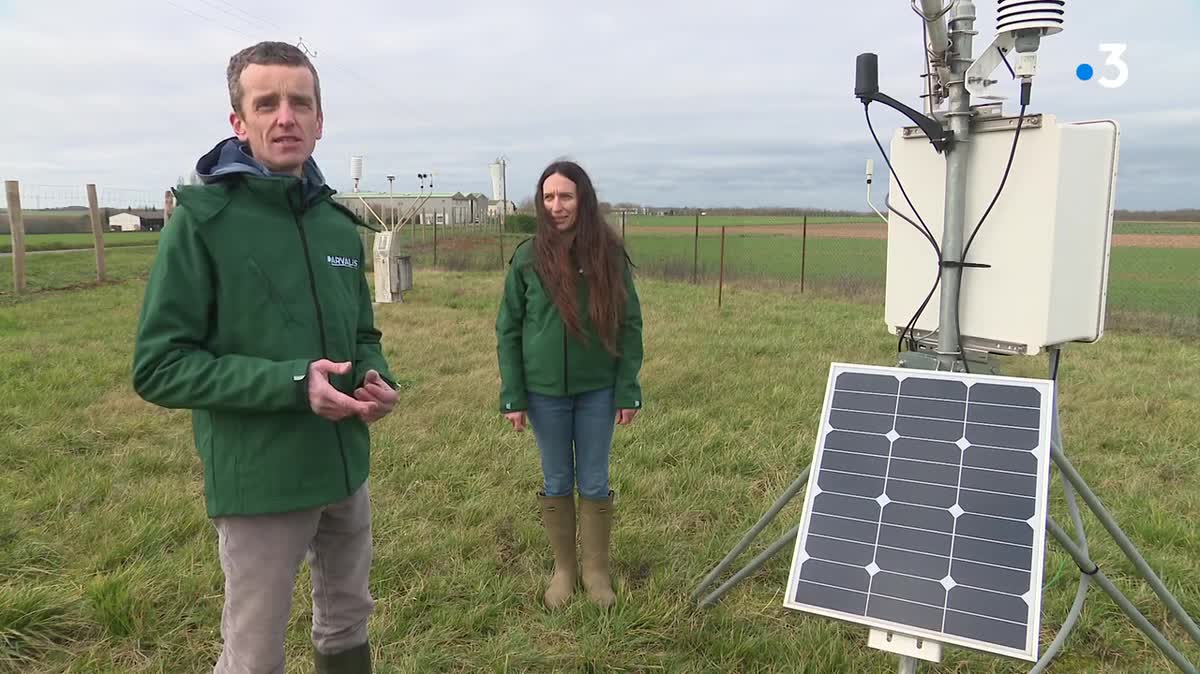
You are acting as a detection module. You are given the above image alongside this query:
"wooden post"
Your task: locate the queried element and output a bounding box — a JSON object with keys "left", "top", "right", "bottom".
{"left": 718, "top": 226, "right": 726, "bottom": 308}
{"left": 621, "top": 211, "right": 626, "bottom": 241}
{"left": 433, "top": 218, "right": 439, "bottom": 267}
{"left": 5, "top": 181, "right": 26, "bottom": 294}
{"left": 87, "top": 184, "right": 106, "bottom": 281}
{"left": 692, "top": 211, "right": 700, "bottom": 284}
{"left": 499, "top": 215, "right": 505, "bottom": 269}
{"left": 801, "top": 215, "right": 808, "bottom": 293}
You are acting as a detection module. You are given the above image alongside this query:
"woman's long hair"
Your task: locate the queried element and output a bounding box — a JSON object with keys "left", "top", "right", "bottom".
{"left": 533, "top": 160, "right": 627, "bottom": 356}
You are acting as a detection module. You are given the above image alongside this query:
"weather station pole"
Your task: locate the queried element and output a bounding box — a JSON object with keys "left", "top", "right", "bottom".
{"left": 387, "top": 174, "right": 395, "bottom": 227}
{"left": 933, "top": 0, "right": 975, "bottom": 370}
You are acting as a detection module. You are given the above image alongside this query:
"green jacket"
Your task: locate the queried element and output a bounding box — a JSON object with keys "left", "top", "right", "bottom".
{"left": 131, "top": 174, "right": 394, "bottom": 518}
{"left": 495, "top": 238, "right": 644, "bottom": 412}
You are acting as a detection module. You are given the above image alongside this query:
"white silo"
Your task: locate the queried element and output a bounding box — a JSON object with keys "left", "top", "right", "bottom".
{"left": 350, "top": 155, "right": 364, "bottom": 192}
{"left": 489, "top": 159, "right": 505, "bottom": 202}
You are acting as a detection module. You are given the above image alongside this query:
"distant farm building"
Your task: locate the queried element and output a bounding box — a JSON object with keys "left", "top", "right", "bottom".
{"left": 488, "top": 200, "right": 518, "bottom": 218}
{"left": 109, "top": 209, "right": 165, "bottom": 232}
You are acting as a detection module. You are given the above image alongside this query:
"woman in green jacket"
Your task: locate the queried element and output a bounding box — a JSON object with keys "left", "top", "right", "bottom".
{"left": 495, "top": 160, "right": 645, "bottom": 609}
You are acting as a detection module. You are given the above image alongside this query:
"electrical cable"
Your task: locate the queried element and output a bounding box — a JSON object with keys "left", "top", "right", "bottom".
{"left": 164, "top": 0, "right": 254, "bottom": 38}
{"left": 864, "top": 104, "right": 943, "bottom": 354}
{"left": 886, "top": 202, "right": 941, "bottom": 351}
{"left": 951, "top": 80, "right": 1032, "bottom": 370}
{"left": 963, "top": 81, "right": 1031, "bottom": 261}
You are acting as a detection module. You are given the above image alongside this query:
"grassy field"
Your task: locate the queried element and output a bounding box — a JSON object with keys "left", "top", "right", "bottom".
{"left": 1, "top": 232, "right": 161, "bottom": 254}
{"left": 1, "top": 247, "right": 1199, "bottom": 672}
{"left": 0, "top": 247, "right": 158, "bottom": 296}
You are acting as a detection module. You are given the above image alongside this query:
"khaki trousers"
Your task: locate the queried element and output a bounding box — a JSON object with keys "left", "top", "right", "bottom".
{"left": 211, "top": 483, "right": 374, "bottom": 674}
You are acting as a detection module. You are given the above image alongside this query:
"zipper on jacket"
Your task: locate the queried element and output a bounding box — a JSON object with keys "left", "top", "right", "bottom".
{"left": 563, "top": 328, "right": 569, "bottom": 397}
{"left": 292, "top": 192, "right": 354, "bottom": 496}
{"left": 562, "top": 265, "right": 582, "bottom": 397}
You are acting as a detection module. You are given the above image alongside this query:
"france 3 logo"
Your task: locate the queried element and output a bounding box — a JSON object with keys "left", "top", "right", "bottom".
{"left": 1076, "top": 44, "right": 1128, "bottom": 88}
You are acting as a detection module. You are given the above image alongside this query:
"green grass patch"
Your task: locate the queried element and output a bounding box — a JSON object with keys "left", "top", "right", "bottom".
{"left": 1, "top": 256, "right": 1199, "bottom": 671}
{"left": 0, "top": 248, "right": 156, "bottom": 298}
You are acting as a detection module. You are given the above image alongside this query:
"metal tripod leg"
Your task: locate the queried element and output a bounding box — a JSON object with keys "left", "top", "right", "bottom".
{"left": 1047, "top": 518, "right": 1198, "bottom": 674}
{"left": 699, "top": 524, "right": 800, "bottom": 607}
{"left": 1050, "top": 445, "right": 1200, "bottom": 649}
{"left": 1029, "top": 468, "right": 1091, "bottom": 674}
{"left": 690, "top": 470, "right": 810, "bottom": 603}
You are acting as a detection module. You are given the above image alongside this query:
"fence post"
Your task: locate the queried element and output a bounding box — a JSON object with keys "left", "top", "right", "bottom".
{"left": 693, "top": 211, "right": 700, "bottom": 284}
{"left": 86, "top": 184, "right": 106, "bottom": 281}
{"left": 621, "top": 210, "right": 626, "bottom": 241}
{"left": 801, "top": 215, "right": 808, "bottom": 293}
{"left": 434, "top": 218, "right": 438, "bottom": 267}
{"left": 499, "top": 216, "right": 505, "bottom": 269}
{"left": 718, "top": 226, "right": 726, "bottom": 308}
{"left": 5, "top": 181, "right": 26, "bottom": 294}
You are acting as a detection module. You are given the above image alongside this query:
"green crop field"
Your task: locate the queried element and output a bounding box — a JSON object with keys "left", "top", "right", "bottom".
{"left": 1, "top": 246, "right": 1198, "bottom": 672}
{"left": 619, "top": 231, "right": 1200, "bottom": 332}
{"left": 1113, "top": 222, "right": 1200, "bottom": 236}
{"left": 624, "top": 215, "right": 877, "bottom": 228}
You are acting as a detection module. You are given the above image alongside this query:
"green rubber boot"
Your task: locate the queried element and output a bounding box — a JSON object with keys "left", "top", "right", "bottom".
{"left": 579, "top": 491, "right": 616, "bottom": 608}
{"left": 538, "top": 492, "right": 578, "bottom": 609}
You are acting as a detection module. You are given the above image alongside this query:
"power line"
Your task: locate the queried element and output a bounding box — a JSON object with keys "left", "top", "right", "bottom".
{"left": 163, "top": 0, "right": 254, "bottom": 39}
{"left": 207, "top": 0, "right": 285, "bottom": 33}
{"left": 190, "top": 0, "right": 272, "bottom": 34}
{"left": 160, "top": 1, "right": 430, "bottom": 134}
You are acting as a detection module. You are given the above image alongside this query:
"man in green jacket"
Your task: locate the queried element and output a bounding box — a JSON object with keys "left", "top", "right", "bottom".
{"left": 132, "top": 41, "right": 395, "bottom": 674}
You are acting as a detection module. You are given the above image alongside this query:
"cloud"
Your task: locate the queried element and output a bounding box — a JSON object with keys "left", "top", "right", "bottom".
{"left": 1, "top": 0, "right": 1196, "bottom": 210}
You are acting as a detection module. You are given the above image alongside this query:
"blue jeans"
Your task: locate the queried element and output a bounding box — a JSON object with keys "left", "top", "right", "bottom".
{"left": 526, "top": 387, "right": 615, "bottom": 500}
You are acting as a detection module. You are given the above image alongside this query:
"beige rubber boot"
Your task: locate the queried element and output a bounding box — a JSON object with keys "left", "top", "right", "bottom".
{"left": 578, "top": 491, "right": 616, "bottom": 608}
{"left": 538, "top": 493, "right": 577, "bottom": 609}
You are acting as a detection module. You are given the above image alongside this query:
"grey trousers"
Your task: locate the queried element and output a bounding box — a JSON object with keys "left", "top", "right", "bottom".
{"left": 212, "top": 483, "right": 374, "bottom": 674}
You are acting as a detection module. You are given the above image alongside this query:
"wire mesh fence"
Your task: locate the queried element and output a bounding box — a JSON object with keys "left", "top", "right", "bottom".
{"left": 620, "top": 216, "right": 1200, "bottom": 338}
{"left": 5, "top": 181, "right": 1198, "bottom": 339}
{"left": 2, "top": 181, "right": 167, "bottom": 296}
{"left": 351, "top": 211, "right": 1198, "bottom": 337}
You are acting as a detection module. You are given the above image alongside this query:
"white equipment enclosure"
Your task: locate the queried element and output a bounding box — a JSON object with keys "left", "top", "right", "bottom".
{"left": 373, "top": 230, "right": 411, "bottom": 304}
{"left": 884, "top": 114, "right": 1120, "bottom": 356}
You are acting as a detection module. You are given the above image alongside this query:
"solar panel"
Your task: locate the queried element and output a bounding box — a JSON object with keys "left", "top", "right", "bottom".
{"left": 783, "top": 363, "right": 1055, "bottom": 662}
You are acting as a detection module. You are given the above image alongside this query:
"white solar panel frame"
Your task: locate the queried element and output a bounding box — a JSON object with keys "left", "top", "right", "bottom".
{"left": 783, "top": 362, "right": 1056, "bottom": 662}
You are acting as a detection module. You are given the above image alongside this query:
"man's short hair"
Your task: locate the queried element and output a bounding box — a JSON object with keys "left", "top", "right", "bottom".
{"left": 226, "top": 41, "right": 322, "bottom": 116}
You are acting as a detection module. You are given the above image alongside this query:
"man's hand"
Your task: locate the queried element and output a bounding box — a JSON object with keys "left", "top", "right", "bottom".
{"left": 504, "top": 411, "right": 527, "bottom": 432}
{"left": 307, "top": 360, "right": 372, "bottom": 421}
{"left": 615, "top": 408, "right": 639, "bottom": 426}
{"left": 353, "top": 369, "right": 398, "bottom": 424}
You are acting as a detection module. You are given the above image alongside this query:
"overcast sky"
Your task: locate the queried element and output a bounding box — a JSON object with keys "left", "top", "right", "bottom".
{"left": 2, "top": 1, "right": 1197, "bottom": 210}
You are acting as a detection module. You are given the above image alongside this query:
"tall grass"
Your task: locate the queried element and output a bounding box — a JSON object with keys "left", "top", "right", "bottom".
{"left": 1, "top": 250, "right": 1198, "bottom": 671}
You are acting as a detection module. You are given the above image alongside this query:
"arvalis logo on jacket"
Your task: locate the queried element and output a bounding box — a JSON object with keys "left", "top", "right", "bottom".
{"left": 327, "top": 255, "right": 360, "bottom": 269}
